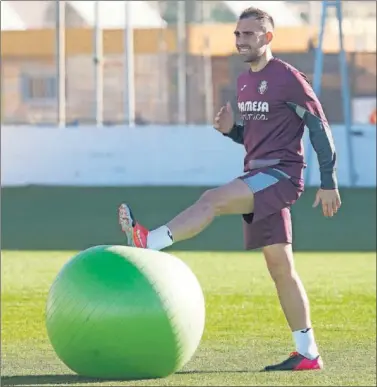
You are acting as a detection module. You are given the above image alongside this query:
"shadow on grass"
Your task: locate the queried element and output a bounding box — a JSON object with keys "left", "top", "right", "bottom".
{"left": 2, "top": 370, "right": 255, "bottom": 386}
{"left": 177, "top": 370, "right": 253, "bottom": 374}
{"left": 2, "top": 374, "right": 146, "bottom": 386}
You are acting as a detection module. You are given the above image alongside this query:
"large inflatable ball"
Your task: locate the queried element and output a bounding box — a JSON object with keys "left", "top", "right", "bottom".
{"left": 46, "top": 245, "right": 205, "bottom": 380}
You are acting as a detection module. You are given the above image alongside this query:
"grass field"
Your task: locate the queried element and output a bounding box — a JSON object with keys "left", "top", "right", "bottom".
{"left": 2, "top": 250, "right": 376, "bottom": 386}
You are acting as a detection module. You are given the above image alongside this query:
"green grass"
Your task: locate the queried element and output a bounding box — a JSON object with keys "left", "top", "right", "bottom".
{"left": 1, "top": 251, "right": 376, "bottom": 386}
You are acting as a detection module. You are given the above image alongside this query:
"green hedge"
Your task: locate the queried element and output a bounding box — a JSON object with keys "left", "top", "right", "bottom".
{"left": 1, "top": 186, "right": 375, "bottom": 251}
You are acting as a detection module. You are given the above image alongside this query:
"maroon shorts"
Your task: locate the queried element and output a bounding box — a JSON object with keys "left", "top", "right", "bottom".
{"left": 238, "top": 167, "right": 304, "bottom": 250}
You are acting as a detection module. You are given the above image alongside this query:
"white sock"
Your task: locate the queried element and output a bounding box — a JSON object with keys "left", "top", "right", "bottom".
{"left": 292, "top": 328, "right": 319, "bottom": 360}
{"left": 147, "top": 225, "right": 174, "bottom": 251}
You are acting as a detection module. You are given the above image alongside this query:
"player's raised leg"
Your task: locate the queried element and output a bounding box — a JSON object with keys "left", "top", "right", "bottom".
{"left": 262, "top": 243, "right": 323, "bottom": 371}
{"left": 119, "top": 178, "right": 254, "bottom": 250}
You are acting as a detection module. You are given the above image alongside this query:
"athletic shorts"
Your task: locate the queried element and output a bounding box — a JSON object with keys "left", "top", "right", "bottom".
{"left": 238, "top": 167, "right": 304, "bottom": 250}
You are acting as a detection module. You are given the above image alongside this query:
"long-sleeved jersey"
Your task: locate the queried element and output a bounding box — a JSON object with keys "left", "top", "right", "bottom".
{"left": 226, "top": 57, "right": 337, "bottom": 189}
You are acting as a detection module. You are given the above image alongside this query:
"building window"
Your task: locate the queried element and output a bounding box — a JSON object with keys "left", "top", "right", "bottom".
{"left": 21, "top": 75, "right": 57, "bottom": 103}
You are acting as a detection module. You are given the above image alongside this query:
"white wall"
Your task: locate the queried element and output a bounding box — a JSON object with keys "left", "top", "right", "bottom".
{"left": 1, "top": 125, "right": 375, "bottom": 187}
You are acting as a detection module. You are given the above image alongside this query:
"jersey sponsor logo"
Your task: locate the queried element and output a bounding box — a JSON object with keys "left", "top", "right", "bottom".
{"left": 238, "top": 100, "right": 269, "bottom": 121}
{"left": 238, "top": 101, "right": 269, "bottom": 113}
{"left": 258, "top": 80, "right": 268, "bottom": 94}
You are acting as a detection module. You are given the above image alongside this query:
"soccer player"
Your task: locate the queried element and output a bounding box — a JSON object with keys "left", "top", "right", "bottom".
{"left": 118, "top": 7, "right": 341, "bottom": 371}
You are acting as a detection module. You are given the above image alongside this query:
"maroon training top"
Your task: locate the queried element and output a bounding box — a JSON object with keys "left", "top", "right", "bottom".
{"left": 226, "top": 57, "right": 337, "bottom": 189}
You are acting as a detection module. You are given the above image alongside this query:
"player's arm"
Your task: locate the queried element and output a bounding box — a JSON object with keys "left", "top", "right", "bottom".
{"left": 286, "top": 72, "right": 338, "bottom": 190}
{"left": 223, "top": 123, "right": 244, "bottom": 144}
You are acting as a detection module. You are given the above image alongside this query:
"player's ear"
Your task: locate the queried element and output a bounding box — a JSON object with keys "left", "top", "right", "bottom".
{"left": 265, "top": 31, "right": 274, "bottom": 44}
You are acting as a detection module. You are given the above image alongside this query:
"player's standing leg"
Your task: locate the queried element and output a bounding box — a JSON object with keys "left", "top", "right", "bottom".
{"left": 239, "top": 169, "right": 323, "bottom": 371}
{"left": 118, "top": 178, "right": 254, "bottom": 250}
{"left": 262, "top": 243, "right": 323, "bottom": 371}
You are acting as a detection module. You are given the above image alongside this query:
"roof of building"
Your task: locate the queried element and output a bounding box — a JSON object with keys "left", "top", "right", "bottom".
{"left": 2, "top": 0, "right": 166, "bottom": 30}
{"left": 68, "top": 1, "right": 167, "bottom": 28}
{"left": 1, "top": 1, "right": 27, "bottom": 30}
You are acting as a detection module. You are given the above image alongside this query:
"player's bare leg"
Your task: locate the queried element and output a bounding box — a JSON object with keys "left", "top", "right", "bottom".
{"left": 262, "top": 243, "right": 323, "bottom": 371}
{"left": 166, "top": 179, "right": 254, "bottom": 241}
{"left": 264, "top": 244, "right": 312, "bottom": 331}
{"left": 119, "top": 178, "right": 254, "bottom": 250}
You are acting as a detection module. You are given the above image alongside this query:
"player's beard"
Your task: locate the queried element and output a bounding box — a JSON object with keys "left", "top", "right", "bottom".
{"left": 243, "top": 52, "right": 261, "bottom": 63}
{"left": 238, "top": 47, "right": 264, "bottom": 64}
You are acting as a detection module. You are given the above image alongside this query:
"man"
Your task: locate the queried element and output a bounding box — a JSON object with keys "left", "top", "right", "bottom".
{"left": 118, "top": 7, "right": 341, "bottom": 372}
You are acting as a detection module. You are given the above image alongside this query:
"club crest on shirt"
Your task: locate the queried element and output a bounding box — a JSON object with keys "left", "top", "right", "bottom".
{"left": 258, "top": 80, "right": 268, "bottom": 95}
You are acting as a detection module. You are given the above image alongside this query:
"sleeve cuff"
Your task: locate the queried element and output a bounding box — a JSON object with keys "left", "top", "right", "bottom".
{"left": 223, "top": 123, "right": 237, "bottom": 137}
{"left": 320, "top": 170, "right": 338, "bottom": 190}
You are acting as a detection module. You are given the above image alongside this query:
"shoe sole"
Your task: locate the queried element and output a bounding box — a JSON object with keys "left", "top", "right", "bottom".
{"left": 118, "top": 203, "right": 135, "bottom": 247}
{"left": 262, "top": 357, "right": 323, "bottom": 372}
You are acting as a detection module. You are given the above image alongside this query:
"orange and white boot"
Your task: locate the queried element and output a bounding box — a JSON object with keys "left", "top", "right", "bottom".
{"left": 118, "top": 203, "right": 148, "bottom": 248}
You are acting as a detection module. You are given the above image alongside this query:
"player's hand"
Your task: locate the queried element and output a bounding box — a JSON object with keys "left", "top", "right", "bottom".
{"left": 214, "top": 102, "right": 234, "bottom": 134}
{"left": 312, "top": 189, "right": 341, "bottom": 217}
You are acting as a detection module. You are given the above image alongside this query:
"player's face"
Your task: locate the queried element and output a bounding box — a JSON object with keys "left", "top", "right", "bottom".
{"left": 234, "top": 17, "right": 270, "bottom": 63}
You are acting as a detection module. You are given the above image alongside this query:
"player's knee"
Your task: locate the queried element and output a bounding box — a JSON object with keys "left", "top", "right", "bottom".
{"left": 267, "top": 259, "right": 295, "bottom": 284}
{"left": 198, "top": 188, "right": 227, "bottom": 215}
{"left": 263, "top": 244, "right": 296, "bottom": 283}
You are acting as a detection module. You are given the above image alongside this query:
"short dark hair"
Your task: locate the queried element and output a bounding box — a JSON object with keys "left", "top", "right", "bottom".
{"left": 239, "top": 7, "right": 275, "bottom": 30}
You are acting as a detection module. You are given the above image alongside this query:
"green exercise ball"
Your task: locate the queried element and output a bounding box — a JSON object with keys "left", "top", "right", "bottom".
{"left": 45, "top": 245, "right": 205, "bottom": 380}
